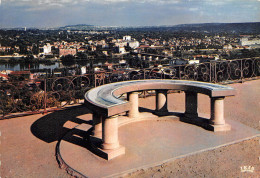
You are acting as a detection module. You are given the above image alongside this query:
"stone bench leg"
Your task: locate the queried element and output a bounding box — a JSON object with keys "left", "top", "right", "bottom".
{"left": 184, "top": 92, "right": 198, "bottom": 119}
{"left": 101, "top": 115, "right": 125, "bottom": 160}
{"left": 127, "top": 92, "right": 139, "bottom": 118}
{"left": 92, "top": 113, "right": 102, "bottom": 138}
{"left": 209, "top": 97, "right": 231, "bottom": 132}
{"left": 154, "top": 89, "right": 169, "bottom": 116}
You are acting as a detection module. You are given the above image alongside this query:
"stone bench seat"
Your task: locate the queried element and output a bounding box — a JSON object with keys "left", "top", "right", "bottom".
{"left": 84, "top": 79, "right": 236, "bottom": 160}
{"left": 85, "top": 79, "right": 235, "bottom": 117}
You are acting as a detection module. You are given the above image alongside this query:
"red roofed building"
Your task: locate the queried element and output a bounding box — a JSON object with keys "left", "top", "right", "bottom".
{"left": 78, "top": 47, "right": 87, "bottom": 53}
{"left": 59, "top": 48, "right": 77, "bottom": 57}
{"left": 0, "top": 73, "right": 9, "bottom": 81}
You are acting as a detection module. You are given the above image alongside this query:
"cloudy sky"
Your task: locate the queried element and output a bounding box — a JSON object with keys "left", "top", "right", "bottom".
{"left": 0, "top": 0, "right": 259, "bottom": 28}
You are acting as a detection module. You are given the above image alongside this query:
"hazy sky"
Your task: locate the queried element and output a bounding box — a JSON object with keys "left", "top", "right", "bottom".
{"left": 0, "top": 0, "right": 259, "bottom": 28}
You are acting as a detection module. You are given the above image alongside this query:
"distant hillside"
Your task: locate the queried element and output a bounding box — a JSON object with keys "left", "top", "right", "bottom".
{"left": 58, "top": 24, "right": 121, "bottom": 31}
{"left": 59, "top": 24, "right": 95, "bottom": 30}
{"left": 171, "top": 22, "right": 260, "bottom": 33}
{"left": 58, "top": 22, "right": 260, "bottom": 33}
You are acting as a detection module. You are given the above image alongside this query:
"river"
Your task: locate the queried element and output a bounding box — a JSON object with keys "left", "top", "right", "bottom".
{"left": 0, "top": 62, "right": 62, "bottom": 71}
{"left": 0, "top": 58, "right": 124, "bottom": 71}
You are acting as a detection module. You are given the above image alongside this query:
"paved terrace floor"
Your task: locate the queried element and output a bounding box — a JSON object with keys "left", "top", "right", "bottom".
{"left": 0, "top": 80, "right": 260, "bottom": 177}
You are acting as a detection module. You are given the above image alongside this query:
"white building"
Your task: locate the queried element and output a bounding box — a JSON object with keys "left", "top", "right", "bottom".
{"left": 43, "top": 43, "right": 52, "bottom": 54}
{"left": 128, "top": 41, "right": 140, "bottom": 49}
{"left": 119, "top": 46, "right": 126, "bottom": 54}
{"left": 240, "top": 37, "right": 260, "bottom": 46}
{"left": 123, "top": 36, "right": 131, "bottom": 41}
{"left": 115, "top": 35, "right": 140, "bottom": 49}
{"left": 81, "top": 66, "right": 87, "bottom": 74}
{"left": 115, "top": 42, "right": 127, "bottom": 47}
{"left": 223, "top": 44, "right": 233, "bottom": 50}
{"left": 188, "top": 60, "right": 200, "bottom": 64}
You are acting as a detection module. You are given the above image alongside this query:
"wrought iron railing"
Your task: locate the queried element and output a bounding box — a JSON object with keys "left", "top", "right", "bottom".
{"left": 0, "top": 74, "right": 95, "bottom": 118}
{"left": 1, "top": 58, "right": 259, "bottom": 119}
{"left": 94, "top": 58, "right": 260, "bottom": 85}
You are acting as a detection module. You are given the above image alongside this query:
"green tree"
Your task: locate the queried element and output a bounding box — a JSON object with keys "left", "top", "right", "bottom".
{"left": 60, "top": 54, "right": 76, "bottom": 66}
{"left": 24, "top": 54, "right": 34, "bottom": 63}
{"left": 32, "top": 44, "right": 39, "bottom": 55}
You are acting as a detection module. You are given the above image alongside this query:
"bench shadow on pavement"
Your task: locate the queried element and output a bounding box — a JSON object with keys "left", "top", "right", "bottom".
{"left": 30, "top": 105, "right": 93, "bottom": 143}
{"left": 31, "top": 104, "right": 211, "bottom": 161}
{"left": 139, "top": 107, "right": 211, "bottom": 131}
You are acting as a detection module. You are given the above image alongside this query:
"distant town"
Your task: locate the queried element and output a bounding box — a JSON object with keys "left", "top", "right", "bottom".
{"left": 0, "top": 22, "right": 260, "bottom": 82}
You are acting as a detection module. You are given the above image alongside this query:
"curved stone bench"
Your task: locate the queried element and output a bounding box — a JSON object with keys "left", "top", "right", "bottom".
{"left": 84, "top": 79, "right": 236, "bottom": 160}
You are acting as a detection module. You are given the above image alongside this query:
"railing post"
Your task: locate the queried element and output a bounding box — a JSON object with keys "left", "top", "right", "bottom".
{"left": 241, "top": 59, "right": 243, "bottom": 83}
{"left": 210, "top": 62, "right": 212, "bottom": 83}
{"left": 179, "top": 66, "right": 181, "bottom": 80}
{"left": 94, "top": 73, "right": 97, "bottom": 87}
{"left": 143, "top": 69, "right": 147, "bottom": 97}
{"left": 44, "top": 79, "right": 47, "bottom": 114}
{"left": 102, "top": 73, "right": 105, "bottom": 85}
{"left": 214, "top": 62, "right": 217, "bottom": 83}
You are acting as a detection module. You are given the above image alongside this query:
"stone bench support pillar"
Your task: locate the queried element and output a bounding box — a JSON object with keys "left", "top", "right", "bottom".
{"left": 209, "top": 97, "right": 231, "bottom": 132}
{"left": 184, "top": 92, "right": 198, "bottom": 119}
{"left": 210, "top": 97, "right": 225, "bottom": 125}
{"left": 127, "top": 92, "right": 139, "bottom": 118}
{"left": 155, "top": 89, "right": 168, "bottom": 116}
{"left": 102, "top": 115, "right": 119, "bottom": 150}
{"left": 101, "top": 115, "right": 125, "bottom": 160}
{"left": 92, "top": 113, "right": 103, "bottom": 138}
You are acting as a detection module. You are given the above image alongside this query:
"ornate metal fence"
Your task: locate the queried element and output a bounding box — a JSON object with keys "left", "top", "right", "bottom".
{"left": 0, "top": 74, "right": 95, "bottom": 119}
{"left": 95, "top": 58, "right": 260, "bottom": 86}
{"left": 1, "top": 58, "right": 259, "bottom": 119}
